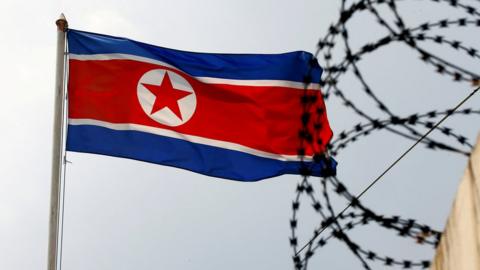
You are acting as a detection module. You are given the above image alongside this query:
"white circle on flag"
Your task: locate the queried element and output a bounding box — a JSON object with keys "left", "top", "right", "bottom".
{"left": 137, "top": 69, "right": 197, "bottom": 127}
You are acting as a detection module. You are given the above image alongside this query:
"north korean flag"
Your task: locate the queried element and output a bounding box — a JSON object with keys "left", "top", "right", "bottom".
{"left": 66, "top": 29, "right": 335, "bottom": 181}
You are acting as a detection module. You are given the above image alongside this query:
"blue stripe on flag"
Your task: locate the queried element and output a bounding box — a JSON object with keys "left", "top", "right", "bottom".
{"left": 67, "top": 29, "right": 322, "bottom": 83}
{"left": 66, "top": 125, "right": 335, "bottom": 181}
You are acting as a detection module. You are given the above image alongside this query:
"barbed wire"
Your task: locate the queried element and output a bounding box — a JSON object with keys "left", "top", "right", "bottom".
{"left": 293, "top": 0, "right": 480, "bottom": 269}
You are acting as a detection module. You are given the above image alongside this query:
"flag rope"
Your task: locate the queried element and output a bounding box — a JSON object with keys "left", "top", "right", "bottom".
{"left": 58, "top": 37, "right": 70, "bottom": 270}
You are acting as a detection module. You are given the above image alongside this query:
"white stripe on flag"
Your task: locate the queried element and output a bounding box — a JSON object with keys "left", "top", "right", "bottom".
{"left": 68, "top": 53, "right": 321, "bottom": 90}
{"left": 68, "top": 118, "right": 312, "bottom": 162}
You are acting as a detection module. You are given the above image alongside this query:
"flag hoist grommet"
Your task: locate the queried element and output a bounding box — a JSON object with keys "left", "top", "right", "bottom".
{"left": 66, "top": 29, "right": 335, "bottom": 181}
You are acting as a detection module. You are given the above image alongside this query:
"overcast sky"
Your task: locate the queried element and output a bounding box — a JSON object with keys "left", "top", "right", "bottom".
{"left": 1, "top": 1, "right": 479, "bottom": 269}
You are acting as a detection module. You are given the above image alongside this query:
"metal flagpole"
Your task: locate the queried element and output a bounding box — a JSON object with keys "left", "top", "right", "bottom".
{"left": 48, "top": 13, "right": 68, "bottom": 270}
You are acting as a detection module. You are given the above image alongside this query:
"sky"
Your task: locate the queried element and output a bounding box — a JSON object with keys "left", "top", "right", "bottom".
{"left": 1, "top": 0, "right": 479, "bottom": 270}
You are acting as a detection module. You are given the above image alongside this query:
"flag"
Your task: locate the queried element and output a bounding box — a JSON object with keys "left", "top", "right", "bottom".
{"left": 66, "top": 29, "right": 335, "bottom": 181}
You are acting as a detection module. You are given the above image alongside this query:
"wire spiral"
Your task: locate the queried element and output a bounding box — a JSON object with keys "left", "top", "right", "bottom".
{"left": 292, "top": 0, "right": 480, "bottom": 269}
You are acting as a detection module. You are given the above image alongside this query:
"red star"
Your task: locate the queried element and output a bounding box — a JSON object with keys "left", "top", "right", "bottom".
{"left": 141, "top": 72, "right": 192, "bottom": 120}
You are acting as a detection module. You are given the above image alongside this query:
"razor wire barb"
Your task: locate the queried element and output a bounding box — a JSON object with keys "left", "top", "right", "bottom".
{"left": 292, "top": 0, "right": 480, "bottom": 269}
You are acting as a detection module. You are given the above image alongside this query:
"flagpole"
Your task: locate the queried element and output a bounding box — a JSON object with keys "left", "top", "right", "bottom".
{"left": 48, "top": 13, "right": 68, "bottom": 270}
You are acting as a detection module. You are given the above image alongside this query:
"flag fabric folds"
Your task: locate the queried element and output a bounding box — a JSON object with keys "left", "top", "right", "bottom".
{"left": 66, "top": 29, "right": 335, "bottom": 181}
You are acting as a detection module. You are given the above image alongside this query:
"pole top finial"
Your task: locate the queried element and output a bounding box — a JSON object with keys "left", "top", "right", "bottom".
{"left": 56, "top": 13, "right": 68, "bottom": 32}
